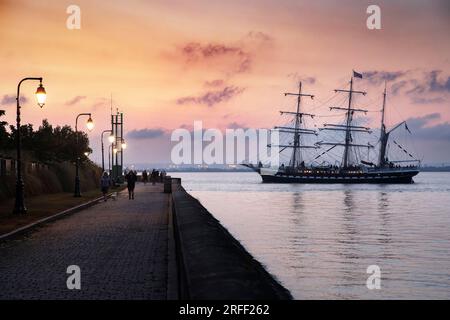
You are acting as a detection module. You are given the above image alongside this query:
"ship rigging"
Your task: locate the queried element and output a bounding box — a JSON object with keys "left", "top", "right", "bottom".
{"left": 244, "top": 71, "right": 421, "bottom": 183}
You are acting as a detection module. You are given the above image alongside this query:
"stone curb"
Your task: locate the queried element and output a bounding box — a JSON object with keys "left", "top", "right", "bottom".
{"left": 166, "top": 192, "right": 179, "bottom": 300}
{"left": 171, "top": 185, "right": 292, "bottom": 300}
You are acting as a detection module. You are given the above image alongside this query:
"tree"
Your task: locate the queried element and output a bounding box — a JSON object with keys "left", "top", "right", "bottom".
{"left": 0, "top": 116, "right": 92, "bottom": 163}
{"left": 0, "top": 109, "right": 9, "bottom": 153}
{"left": 32, "top": 119, "right": 92, "bottom": 163}
{"left": 9, "top": 123, "right": 35, "bottom": 152}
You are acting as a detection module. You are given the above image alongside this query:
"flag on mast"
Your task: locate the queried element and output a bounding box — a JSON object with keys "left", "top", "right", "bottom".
{"left": 353, "top": 70, "right": 363, "bottom": 79}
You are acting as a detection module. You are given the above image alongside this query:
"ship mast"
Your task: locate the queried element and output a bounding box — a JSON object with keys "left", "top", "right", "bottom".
{"left": 271, "top": 81, "right": 316, "bottom": 168}
{"left": 378, "top": 82, "right": 388, "bottom": 167}
{"left": 317, "top": 73, "right": 373, "bottom": 168}
{"left": 378, "top": 83, "right": 414, "bottom": 167}
{"left": 343, "top": 78, "right": 354, "bottom": 167}
{"left": 292, "top": 82, "right": 303, "bottom": 167}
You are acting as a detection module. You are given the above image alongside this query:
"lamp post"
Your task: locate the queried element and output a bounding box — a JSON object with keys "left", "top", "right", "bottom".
{"left": 112, "top": 143, "right": 119, "bottom": 184}
{"left": 108, "top": 144, "right": 112, "bottom": 175}
{"left": 13, "top": 77, "right": 46, "bottom": 214}
{"left": 101, "top": 130, "right": 114, "bottom": 173}
{"left": 121, "top": 139, "right": 127, "bottom": 178}
{"left": 74, "top": 113, "right": 94, "bottom": 197}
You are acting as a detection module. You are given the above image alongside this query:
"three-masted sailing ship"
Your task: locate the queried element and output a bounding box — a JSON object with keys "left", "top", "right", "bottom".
{"left": 245, "top": 71, "right": 421, "bottom": 183}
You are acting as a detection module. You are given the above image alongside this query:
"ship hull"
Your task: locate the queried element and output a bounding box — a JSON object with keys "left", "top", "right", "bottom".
{"left": 260, "top": 169, "right": 419, "bottom": 184}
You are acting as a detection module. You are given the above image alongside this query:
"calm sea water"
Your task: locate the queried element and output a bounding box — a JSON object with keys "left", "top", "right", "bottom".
{"left": 170, "top": 171, "right": 450, "bottom": 299}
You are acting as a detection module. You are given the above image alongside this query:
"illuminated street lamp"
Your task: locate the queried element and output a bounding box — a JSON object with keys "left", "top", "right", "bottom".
{"left": 35, "top": 83, "right": 47, "bottom": 107}
{"left": 86, "top": 116, "right": 94, "bottom": 131}
{"left": 74, "top": 113, "right": 95, "bottom": 197}
{"left": 121, "top": 139, "right": 127, "bottom": 150}
{"left": 13, "top": 77, "right": 46, "bottom": 214}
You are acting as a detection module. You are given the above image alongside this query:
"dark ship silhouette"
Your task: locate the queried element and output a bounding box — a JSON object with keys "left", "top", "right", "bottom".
{"left": 244, "top": 71, "right": 420, "bottom": 183}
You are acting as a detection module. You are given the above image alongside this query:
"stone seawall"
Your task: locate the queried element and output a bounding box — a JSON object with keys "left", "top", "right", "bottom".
{"left": 171, "top": 182, "right": 292, "bottom": 300}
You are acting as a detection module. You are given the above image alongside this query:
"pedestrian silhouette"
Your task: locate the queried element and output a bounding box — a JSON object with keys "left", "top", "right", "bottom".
{"left": 142, "top": 169, "right": 148, "bottom": 184}
{"left": 125, "top": 170, "right": 137, "bottom": 200}
{"left": 100, "top": 171, "right": 111, "bottom": 202}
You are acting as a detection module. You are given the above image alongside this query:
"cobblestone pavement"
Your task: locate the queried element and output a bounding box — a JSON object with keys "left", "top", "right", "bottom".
{"left": 0, "top": 183, "right": 169, "bottom": 299}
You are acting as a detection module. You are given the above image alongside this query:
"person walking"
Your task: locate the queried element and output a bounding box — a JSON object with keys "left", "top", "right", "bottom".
{"left": 125, "top": 170, "right": 137, "bottom": 200}
{"left": 158, "top": 170, "right": 162, "bottom": 182}
{"left": 142, "top": 169, "right": 148, "bottom": 185}
{"left": 151, "top": 169, "right": 156, "bottom": 185}
{"left": 100, "top": 172, "right": 111, "bottom": 202}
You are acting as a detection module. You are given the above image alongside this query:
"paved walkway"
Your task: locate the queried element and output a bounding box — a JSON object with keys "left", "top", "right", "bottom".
{"left": 0, "top": 183, "right": 169, "bottom": 299}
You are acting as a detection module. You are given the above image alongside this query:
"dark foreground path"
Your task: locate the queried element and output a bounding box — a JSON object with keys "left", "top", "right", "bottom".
{"left": 0, "top": 183, "right": 169, "bottom": 299}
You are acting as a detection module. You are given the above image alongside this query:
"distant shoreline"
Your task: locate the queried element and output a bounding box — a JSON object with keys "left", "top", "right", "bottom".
{"left": 419, "top": 167, "right": 450, "bottom": 172}
{"left": 166, "top": 168, "right": 253, "bottom": 173}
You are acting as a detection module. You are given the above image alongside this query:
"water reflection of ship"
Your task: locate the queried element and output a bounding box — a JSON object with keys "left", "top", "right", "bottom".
{"left": 243, "top": 71, "right": 420, "bottom": 184}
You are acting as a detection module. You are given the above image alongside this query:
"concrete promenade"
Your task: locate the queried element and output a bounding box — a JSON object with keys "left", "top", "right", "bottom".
{"left": 0, "top": 183, "right": 170, "bottom": 299}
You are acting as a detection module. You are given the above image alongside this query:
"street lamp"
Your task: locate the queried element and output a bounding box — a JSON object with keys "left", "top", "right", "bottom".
{"left": 74, "top": 113, "right": 95, "bottom": 197}
{"left": 108, "top": 144, "right": 113, "bottom": 174}
{"left": 121, "top": 139, "right": 127, "bottom": 150}
{"left": 86, "top": 116, "right": 94, "bottom": 131}
{"left": 13, "top": 77, "right": 46, "bottom": 214}
{"left": 36, "top": 83, "right": 47, "bottom": 107}
{"left": 101, "top": 129, "right": 113, "bottom": 173}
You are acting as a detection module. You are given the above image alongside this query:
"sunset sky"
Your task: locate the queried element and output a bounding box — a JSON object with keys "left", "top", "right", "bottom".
{"left": 1, "top": 0, "right": 449, "bottom": 165}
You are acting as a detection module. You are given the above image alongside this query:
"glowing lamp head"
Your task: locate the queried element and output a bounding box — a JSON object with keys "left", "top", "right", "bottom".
{"left": 108, "top": 134, "right": 115, "bottom": 143}
{"left": 86, "top": 116, "right": 94, "bottom": 131}
{"left": 121, "top": 140, "right": 127, "bottom": 150}
{"left": 35, "top": 83, "right": 46, "bottom": 108}
{"left": 84, "top": 152, "right": 89, "bottom": 157}
{"left": 113, "top": 146, "right": 118, "bottom": 154}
